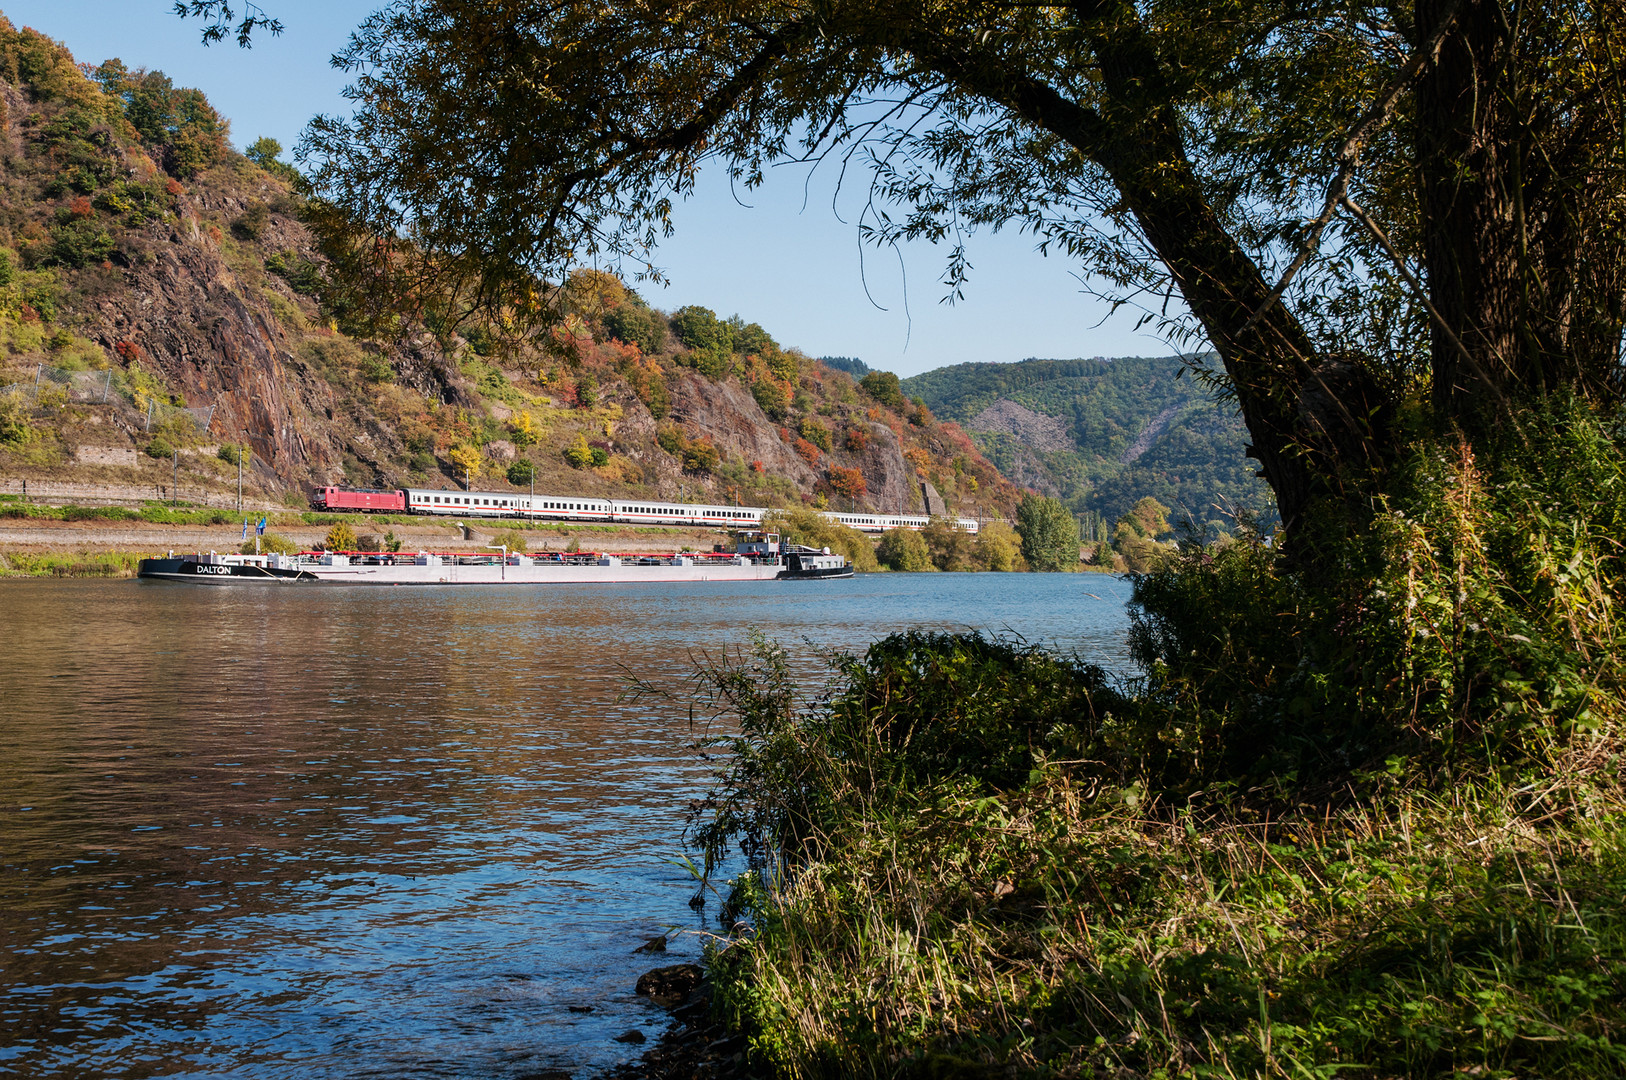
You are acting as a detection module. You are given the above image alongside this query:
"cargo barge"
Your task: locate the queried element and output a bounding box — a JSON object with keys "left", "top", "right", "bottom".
{"left": 136, "top": 534, "right": 852, "bottom": 586}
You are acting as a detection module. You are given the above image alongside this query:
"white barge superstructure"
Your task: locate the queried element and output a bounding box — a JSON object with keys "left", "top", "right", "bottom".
{"left": 136, "top": 535, "right": 852, "bottom": 586}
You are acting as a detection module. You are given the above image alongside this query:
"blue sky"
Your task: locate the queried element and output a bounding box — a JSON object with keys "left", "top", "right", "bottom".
{"left": 1, "top": 1, "right": 1181, "bottom": 376}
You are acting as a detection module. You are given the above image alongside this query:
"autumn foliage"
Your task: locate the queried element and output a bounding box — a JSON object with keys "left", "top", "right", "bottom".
{"left": 828, "top": 465, "right": 867, "bottom": 499}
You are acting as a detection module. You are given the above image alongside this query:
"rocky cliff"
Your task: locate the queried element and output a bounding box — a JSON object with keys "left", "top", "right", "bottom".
{"left": 0, "top": 20, "right": 1018, "bottom": 520}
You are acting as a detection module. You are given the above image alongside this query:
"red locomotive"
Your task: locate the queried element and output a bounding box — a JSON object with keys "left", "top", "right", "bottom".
{"left": 313, "top": 486, "right": 407, "bottom": 513}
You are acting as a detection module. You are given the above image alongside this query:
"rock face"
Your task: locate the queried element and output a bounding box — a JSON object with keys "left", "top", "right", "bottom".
{"left": 667, "top": 373, "right": 914, "bottom": 513}
{"left": 669, "top": 372, "right": 817, "bottom": 487}
{"left": 1121, "top": 403, "right": 1182, "bottom": 464}
{"left": 852, "top": 422, "right": 916, "bottom": 514}
{"left": 84, "top": 183, "right": 471, "bottom": 496}
{"left": 920, "top": 479, "right": 947, "bottom": 517}
{"left": 967, "top": 399, "right": 1076, "bottom": 453}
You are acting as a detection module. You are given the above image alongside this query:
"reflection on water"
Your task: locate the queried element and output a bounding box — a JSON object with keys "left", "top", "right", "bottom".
{"left": 0, "top": 574, "right": 1133, "bottom": 1078}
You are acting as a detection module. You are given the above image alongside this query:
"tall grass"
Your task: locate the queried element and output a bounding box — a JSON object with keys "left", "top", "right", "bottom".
{"left": 0, "top": 550, "right": 150, "bottom": 577}
{"left": 673, "top": 402, "right": 1626, "bottom": 1079}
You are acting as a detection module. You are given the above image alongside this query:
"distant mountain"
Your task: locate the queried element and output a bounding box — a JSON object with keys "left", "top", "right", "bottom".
{"left": 901, "top": 356, "right": 1274, "bottom": 529}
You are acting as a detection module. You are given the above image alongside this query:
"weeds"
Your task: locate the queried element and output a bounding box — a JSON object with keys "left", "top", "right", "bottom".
{"left": 679, "top": 401, "right": 1626, "bottom": 1079}
{"left": 0, "top": 550, "right": 149, "bottom": 576}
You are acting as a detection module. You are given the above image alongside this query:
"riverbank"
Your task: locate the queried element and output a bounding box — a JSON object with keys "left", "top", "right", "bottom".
{"left": 659, "top": 632, "right": 1626, "bottom": 1079}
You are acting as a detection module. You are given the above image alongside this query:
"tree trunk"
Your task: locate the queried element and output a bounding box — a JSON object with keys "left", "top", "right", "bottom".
{"left": 1079, "top": 11, "right": 1387, "bottom": 546}
{"left": 1415, "top": 0, "right": 1525, "bottom": 427}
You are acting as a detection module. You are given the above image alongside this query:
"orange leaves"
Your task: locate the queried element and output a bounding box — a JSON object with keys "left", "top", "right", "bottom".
{"left": 828, "top": 465, "right": 867, "bottom": 499}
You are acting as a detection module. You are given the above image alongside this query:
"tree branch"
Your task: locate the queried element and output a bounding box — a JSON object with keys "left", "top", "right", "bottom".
{"left": 1242, "top": 0, "right": 1464, "bottom": 334}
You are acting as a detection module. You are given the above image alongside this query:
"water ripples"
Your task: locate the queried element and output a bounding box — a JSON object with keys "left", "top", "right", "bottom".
{"left": 0, "top": 573, "right": 1132, "bottom": 1078}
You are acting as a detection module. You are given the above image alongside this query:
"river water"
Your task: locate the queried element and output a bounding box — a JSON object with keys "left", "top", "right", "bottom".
{"left": 0, "top": 574, "right": 1134, "bottom": 1079}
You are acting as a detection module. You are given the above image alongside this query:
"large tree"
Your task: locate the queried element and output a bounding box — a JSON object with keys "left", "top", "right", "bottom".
{"left": 297, "top": 0, "right": 1626, "bottom": 555}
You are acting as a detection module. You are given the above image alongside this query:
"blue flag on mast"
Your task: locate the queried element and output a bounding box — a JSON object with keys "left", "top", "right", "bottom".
{"left": 256, "top": 517, "right": 267, "bottom": 536}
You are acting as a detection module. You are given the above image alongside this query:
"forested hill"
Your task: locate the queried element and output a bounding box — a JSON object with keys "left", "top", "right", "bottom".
{"left": 0, "top": 20, "right": 1018, "bottom": 521}
{"left": 901, "top": 355, "right": 1274, "bottom": 528}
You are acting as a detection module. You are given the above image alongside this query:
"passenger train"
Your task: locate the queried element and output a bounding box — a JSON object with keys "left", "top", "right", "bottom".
{"left": 313, "top": 486, "right": 980, "bottom": 534}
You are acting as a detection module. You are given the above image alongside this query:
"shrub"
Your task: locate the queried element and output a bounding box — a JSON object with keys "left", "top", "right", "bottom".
{"left": 844, "top": 426, "right": 870, "bottom": 453}
{"left": 489, "top": 528, "right": 527, "bottom": 553}
{"left": 1114, "top": 496, "right": 1174, "bottom": 571}
{"left": 798, "top": 418, "right": 831, "bottom": 452}
{"left": 242, "top": 531, "right": 299, "bottom": 555}
{"left": 793, "top": 437, "right": 821, "bottom": 467}
{"left": 145, "top": 437, "right": 174, "bottom": 459}
{"left": 355, "top": 533, "right": 381, "bottom": 552}
{"left": 576, "top": 374, "right": 598, "bottom": 408}
{"left": 603, "top": 303, "right": 662, "bottom": 353}
{"left": 828, "top": 465, "right": 867, "bottom": 500}
{"left": 217, "top": 443, "right": 248, "bottom": 466}
{"left": 752, "top": 377, "right": 789, "bottom": 421}
{"left": 859, "top": 370, "right": 906, "bottom": 410}
{"left": 921, "top": 518, "right": 975, "bottom": 571}
{"left": 656, "top": 425, "right": 687, "bottom": 456}
{"left": 972, "top": 520, "right": 1021, "bottom": 571}
{"left": 323, "top": 522, "right": 359, "bottom": 551}
{"left": 230, "top": 202, "right": 270, "bottom": 241}
{"left": 0, "top": 393, "right": 32, "bottom": 446}
{"left": 876, "top": 527, "right": 934, "bottom": 571}
{"left": 506, "top": 458, "right": 536, "bottom": 485}
{"left": 589, "top": 446, "right": 610, "bottom": 467}
{"left": 447, "top": 442, "right": 483, "bottom": 480}
{"left": 683, "top": 437, "right": 720, "bottom": 474}
{"left": 48, "top": 220, "right": 116, "bottom": 268}
{"left": 509, "top": 411, "right": 540, "bottom": 447}
{"left": 563, "top": 433, "right": 595, "bottom": 468}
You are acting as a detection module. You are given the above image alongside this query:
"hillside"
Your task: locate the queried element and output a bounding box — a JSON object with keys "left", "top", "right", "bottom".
{"left": 900, "top": 355, "right": 1274, "bottom": 528}
{"left": 0, "top": 19, "right": 1019, "bottom": 523}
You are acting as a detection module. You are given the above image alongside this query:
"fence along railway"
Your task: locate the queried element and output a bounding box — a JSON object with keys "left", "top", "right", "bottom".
{"left": 313, "top": 487, "right": 982, "bottom": 534}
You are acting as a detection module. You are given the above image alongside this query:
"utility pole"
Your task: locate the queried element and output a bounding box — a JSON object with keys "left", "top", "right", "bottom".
{"left": 172, "top": 449, "right": 178, "bottom": 505}
{"left": 236, "top": 445, "right": 243, "bottom": 512}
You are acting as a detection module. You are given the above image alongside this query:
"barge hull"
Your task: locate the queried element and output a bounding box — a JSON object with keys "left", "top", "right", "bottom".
{"left": 136, "top": 557, "right": 809, "bottom": 585}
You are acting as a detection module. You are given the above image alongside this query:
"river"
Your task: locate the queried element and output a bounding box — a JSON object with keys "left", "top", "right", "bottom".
{"left": 0, "top": 573, "right": 1134, "bottom": 1079}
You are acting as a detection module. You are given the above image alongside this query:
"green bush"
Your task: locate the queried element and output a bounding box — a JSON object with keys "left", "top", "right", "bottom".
{"left": 48, "top": 219, "right": 116, "bottom": 268}
{"left": 875, "top": 526, "right": 934, "bottom": 571}
{"left": 797, "top": 418, "right": 831, "bottom": 452}
{"left": 489, "top": 528, "right": 527, "bottom": 553}
{"left": 230, "top": 202, "right": 270, "bottom": 241}
{"left": 323, "top": 522, "right": 359, "bottom": 551}
{"left": 145, "top": 437, "right": 174, "bottom": 459}
{"left": 763, "top": 509, "right": 879, "bottom": 573}
{"left": 563, "top": 433, "right": 594, "bottom": 468}
{"left": 656, "top": 425, "right": 686, "bottom": 455}
{"left": 751, "top": 377, "right": 788, "bottom": 421}
{"left": 0, "top": 393, "right": 32, "bottom": 445}
{"left": 1125, "top": 398, "right": 1626, "bottom": 792}
{"left": 603, "top": 303, "right": 661, "bottom": 353}
{"left": 859, "top": 370, "right": 906, "bottom": 410}
{"left": 242, "top": 532, "right": 299, "bottom": 555}
{"left": 506, "top": 458, "right": 535, "bottom": 485}
{"left": 682, "top": 437, "right": 719, "bottom": 474}
{"left": 217, "top": 443, "right": 248, "bottom": 466}
{"left": 671, "top": 305, "right": 733, "bottom": 378}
